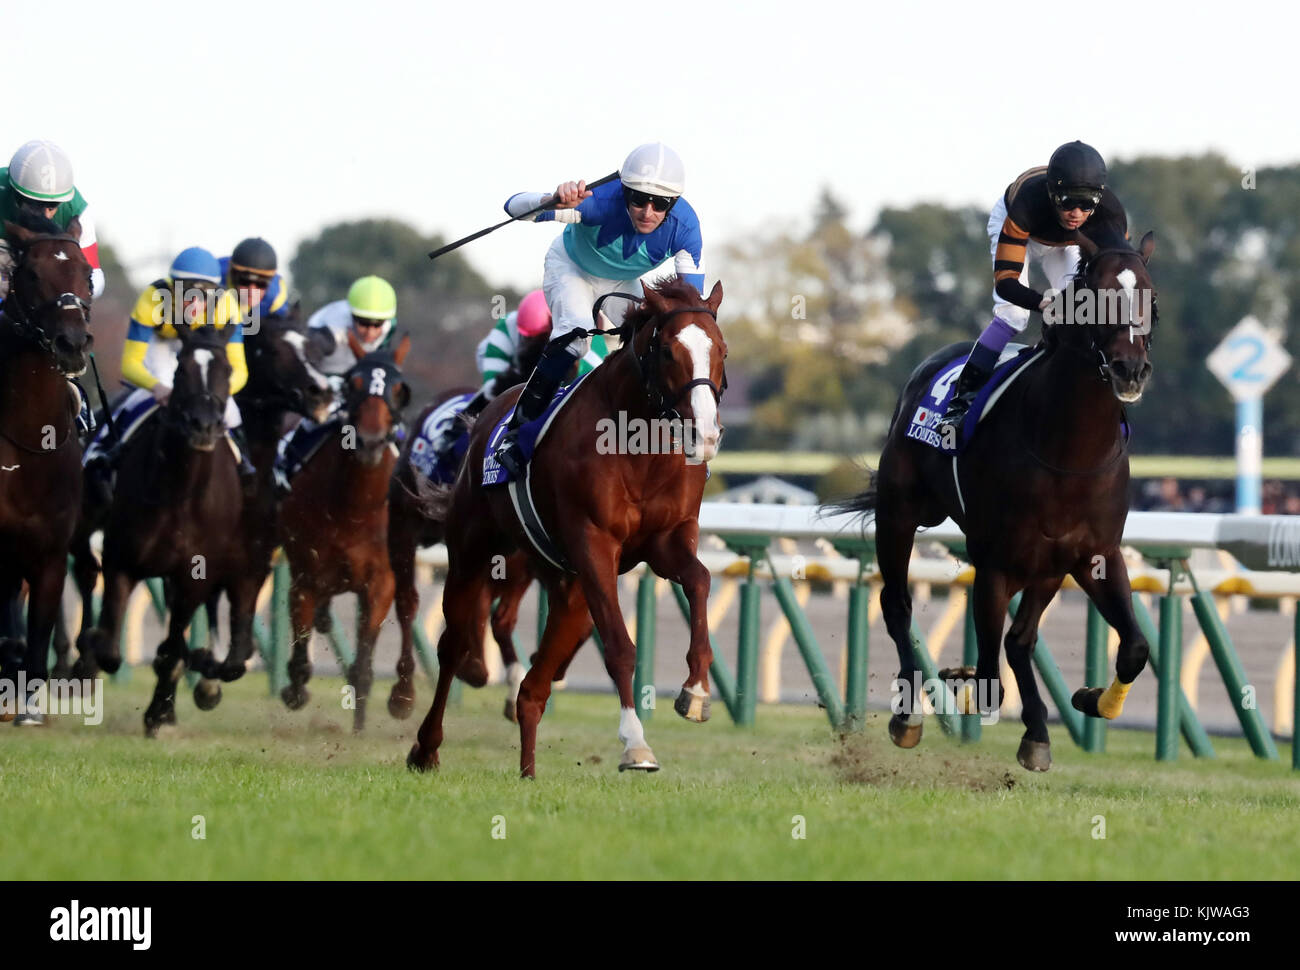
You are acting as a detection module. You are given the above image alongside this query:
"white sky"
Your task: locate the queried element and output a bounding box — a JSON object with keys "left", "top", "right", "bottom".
{"left": 8, "top": 0, "right": 1296, "bottom": 295}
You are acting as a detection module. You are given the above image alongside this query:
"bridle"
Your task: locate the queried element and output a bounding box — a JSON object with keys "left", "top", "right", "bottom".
{"left": 244, "top": 330, "right": 327, "bottom": 418}
{"left": 1049, "top": 249, "right": 1158, "bottom": 386}
{"left": 2, "top": 232, "right": 91, "bottom": 366}
{"left": 591, "top": 292, "right": 727, "bottom": 420}
{"left": 339, "top": 357, "right": 407, "bottom": 446}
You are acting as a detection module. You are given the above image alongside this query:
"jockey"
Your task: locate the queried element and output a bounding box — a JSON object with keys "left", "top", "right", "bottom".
{"left": 273, "top": 275, "right": 397, "bottom": 492}
{"left": 0, "top": 140, "right": 104, "bottom": 303}
{"left": 219, "top": 236, "right": 290, "bottom": 327}
{"left": 84, "top": 247, "right": 254, "bottom": 490}
{"left": 937, "top": 140, "right": 1129, "bottom": 433}
{"left": 489, "top": 142, "right": 705, "bottom": 478}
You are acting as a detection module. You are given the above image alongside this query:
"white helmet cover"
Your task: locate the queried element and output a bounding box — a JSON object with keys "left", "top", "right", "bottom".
{"left": 619, "top": 142, "right": 685, "bottom": 197}
{"left": 8, "top": 139, "right": 75, "bottom": 203}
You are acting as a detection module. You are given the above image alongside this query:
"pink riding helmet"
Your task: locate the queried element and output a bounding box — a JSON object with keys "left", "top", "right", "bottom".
{"left": 515, "top": 289, "right": 552, "bottom": 337}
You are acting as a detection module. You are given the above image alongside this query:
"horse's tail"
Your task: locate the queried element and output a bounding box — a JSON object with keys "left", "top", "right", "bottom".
{"left": 820, "top": 465, "right": 879, "bottom": 526}
{"left": 414, "top": 472, "right": 454, "bottom": 524}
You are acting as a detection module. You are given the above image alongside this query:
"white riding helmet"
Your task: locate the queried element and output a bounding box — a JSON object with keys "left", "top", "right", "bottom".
{"left": 619, "top": 142, "right": 685, "bottom": 197}
{"left": 8, "top": 140, "right": 75, "bottom": 204}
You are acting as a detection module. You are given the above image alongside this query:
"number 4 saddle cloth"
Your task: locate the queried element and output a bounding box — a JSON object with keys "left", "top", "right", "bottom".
{"left": 905, "top": 344, "right": 1043, "bottom": 454}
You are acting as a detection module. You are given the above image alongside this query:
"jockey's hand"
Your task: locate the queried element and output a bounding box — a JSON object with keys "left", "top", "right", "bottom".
{"left": 152, "top": 384, "right": 172, "bottom": 404}
{"left": 548, "top": 180, "right": 592, "bottom": 210}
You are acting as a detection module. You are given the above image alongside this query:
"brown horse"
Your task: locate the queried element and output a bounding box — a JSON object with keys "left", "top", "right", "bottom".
{"left": 830, "top": 232, "right": 1158, "bottom": 771}
{"left": 408, "top": 276, "right": 727, "bottom": 778}
{"left": 280, "top": 333, "right": 412, "bottom": 731}
{"left": 74, "top": 324, "right": 261, "bottom": 734}
{"left": 387, "top": 391, "right": 543, "bottom": 723}
{"left": 0, "top": 214, "right": 93, "bottom": 722}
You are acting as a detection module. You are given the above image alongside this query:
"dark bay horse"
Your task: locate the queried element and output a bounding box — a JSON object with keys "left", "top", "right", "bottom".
{"left": 279, "top": 333, "right": 412, "bottom": 731}
{"left": 408, "top": 276, "right": 727, "bottom": 778}
{"left": 0, "top": 215, "right": 93, "bottom": 722}
{"left": 74, "top": 325, "right": 261, "bottom": 735}
{"left": 387, "top": 391, "right": 541, "bottom": 723}
{"left": 830, "top": 232, "right": 1158, "bottom": 771}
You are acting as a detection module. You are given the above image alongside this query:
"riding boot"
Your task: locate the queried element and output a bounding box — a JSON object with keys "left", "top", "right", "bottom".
{"left": 85, "top": 434, "right": 127, "bottom": 505}
{"left": 936, "top": 357, "right": 996, "bottom": 437}
{"left": 491, "top": 340, "right": 576, "bottom": 480}
{"left": 431, "top": 387, "right": 491, "bottom": 466}
{"left": 228, "top": 426, "right": 257, "bottom": 494}
{"left": 273, "top": 421, "right": 315, "bottom": 496}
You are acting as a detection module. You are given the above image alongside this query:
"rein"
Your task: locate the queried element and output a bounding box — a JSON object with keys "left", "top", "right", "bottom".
{"left": 589, "top": 292, "right": 727, "bottom": 420}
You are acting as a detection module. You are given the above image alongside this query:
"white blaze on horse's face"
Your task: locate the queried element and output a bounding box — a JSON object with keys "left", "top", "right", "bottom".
{"left": 193, "top": 349, "right": 213, "bottom": 387}
{"left": 281, "top": 330, "right": 332, "bottom": 390}
{"left": 1115, "top": 269, "right": 1137, "bottom": 343}
{"left": 675, "top": 324, "right": 721, "bottom": 461}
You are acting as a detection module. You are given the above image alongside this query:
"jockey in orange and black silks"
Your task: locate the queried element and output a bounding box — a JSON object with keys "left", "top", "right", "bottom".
{"left": 938, "top": 141, "right": 1131, "bottom": 434}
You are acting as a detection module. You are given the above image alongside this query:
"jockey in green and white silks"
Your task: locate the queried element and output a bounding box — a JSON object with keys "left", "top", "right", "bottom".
{"left": 273, "top": 275, "right": 397, "bottom": 492}
{"left": 489, "top": 142, "right": 706, "bottom": 479}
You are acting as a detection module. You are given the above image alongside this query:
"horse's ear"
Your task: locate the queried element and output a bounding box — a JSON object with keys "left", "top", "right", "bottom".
{"left": 1076, "top": 233, "right": 1099, "bottom": 262}
{"left": 346, "top": 328, "right": 365, "bottom": 361}
{"left": 393, "top": 332, "right": 412, "bottom": 367}
{"left": 1138, "top": 231, "right": 1156, "bottom": 264}
{"left": 642, "top": 285, "right": 667, "bottom": 317}
{"left": 395, "top": 380, "right": 411, "bottom": 411}
{"left": 3, "top": 221, "right": 33, "bottom": 246}
{"left": 705, "top": 280, "right": 723, "bottom": 314}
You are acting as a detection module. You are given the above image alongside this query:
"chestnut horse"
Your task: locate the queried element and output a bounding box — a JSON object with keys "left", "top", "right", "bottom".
{"left": 0, "top": 214, "right": 93, "bottom": 721}
{"left": 408, "top": 276, "right": 727, "bottom": 778}
{"left": 74, "top": 325, "right": 261, "bottom": 734}
{"left": 830, "top": 232, "right": 1158, "bottom": 771}
{"left": 280, "top": 333, "right": 412, "bottom": 731}
{"left": 388, "top": 391, "right": 545, "bottom": 723}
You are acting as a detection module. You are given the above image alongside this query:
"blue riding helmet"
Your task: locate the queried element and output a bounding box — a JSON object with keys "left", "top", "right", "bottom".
{"left": 169, "top": 247, "right": 222, "bottom": 284}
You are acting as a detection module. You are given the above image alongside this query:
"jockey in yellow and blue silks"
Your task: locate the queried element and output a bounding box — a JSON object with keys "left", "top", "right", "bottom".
{"left": 84, "top": 247, "right": 256, "bottom": 488}
{"left": 489, "top": 142, "right": 705, "bottom": 479}
{"left": 219, "top": 236, "right": 289, "bottom": 327}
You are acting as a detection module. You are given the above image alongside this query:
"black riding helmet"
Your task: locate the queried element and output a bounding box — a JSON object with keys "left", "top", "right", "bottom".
{"left": 1046, "top": 141, "right": 1107, "bottom": 207}
{"left": 229, "top": 236, "right": 277, "bottom": 276}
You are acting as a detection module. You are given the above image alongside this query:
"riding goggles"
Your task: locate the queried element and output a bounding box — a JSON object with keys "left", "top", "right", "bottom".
{"left": 623, "top": 187, "right": 676, "bottom": 213}
{"left": 1051, "top": 189, "right": 1102, "bottom": 212}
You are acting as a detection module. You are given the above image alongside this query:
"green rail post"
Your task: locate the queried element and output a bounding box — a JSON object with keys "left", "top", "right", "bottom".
{"left": 1083, "top": 602, "right": 1108, "bottom": 753}
{"left": 906, "top": 619, "right": 959, "bottom": 736}
{"left": 1155, "top": 567, "right": 1183, "bottom": 762}
{"left": 831, "top": 537, "right": 874, "bottom": 733}
{"left": 670, "top": 582, "right": 737, "bottom": 722}
{"left": 723, "top": 536, "right": 768, "bottom": 727}
{"left": 961, "top": 593, "right": 981, "bottom": 742}
{"left": 253, "top": 615, "right": 271, "bottom": 666}
{"left": 269, "top": 559, "right": 290, "bottom": 696}
{"left": 1131, "top": 593, "right": 1215, "bottom": 758}
{"left": 634, "top": 571, "right": 657, "bottom": 721}
{"left": 536, "top": 587, "right": 548, "bottom": 652}
{"left": 185, "top": 605, "right": 208, "bottom": 689}
{"left": 1188, "top": 584, "right": 1278, "bottom": 760}
{"left": 767, "top": 554, "right": 844, "bottom": 728}
{"left": 325, "top": 608, "right": 356, "bottom": 670}
{"left": 1005, "top": 592, "right": 1087, "bottom": 747}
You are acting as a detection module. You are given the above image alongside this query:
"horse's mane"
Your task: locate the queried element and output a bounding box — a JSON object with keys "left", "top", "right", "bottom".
{"left": 9, "top": 208, "right": 64, "bottom": 237}
{"left": 620, "top": 276, "right": 703, "bottom": 334}
{"left": 1074, "top": 227, "right": 1140, "bottom": 280}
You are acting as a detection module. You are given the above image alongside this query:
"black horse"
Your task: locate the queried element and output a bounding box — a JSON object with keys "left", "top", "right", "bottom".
{"left": 0, "top": 213, "right": 93, "bottom": 723}
{"left": 830, "top": 232, "right": 1158, "bottom": 771}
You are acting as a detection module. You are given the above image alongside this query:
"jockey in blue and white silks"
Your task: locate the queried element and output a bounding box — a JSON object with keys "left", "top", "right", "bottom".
{"left": 489, "top": 142, "right": 706, "bottom": 479}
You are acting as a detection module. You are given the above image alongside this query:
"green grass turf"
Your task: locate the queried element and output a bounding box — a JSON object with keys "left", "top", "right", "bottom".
{"left": 1, "top": 674, "right": 1297, "bottom": 880}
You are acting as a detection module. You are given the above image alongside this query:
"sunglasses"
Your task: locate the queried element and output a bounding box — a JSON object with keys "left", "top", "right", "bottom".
{"left": 1052, "top": 192, "right": 1100, "bottom": 213}
{"left": 352, "top": 317, "right": 386, "bottom": 330}
{"left": 624, "top": 188, "right": 675, "bottom": 213}
{"left": 233, "top": 274, "right": 271, "bottom": 289}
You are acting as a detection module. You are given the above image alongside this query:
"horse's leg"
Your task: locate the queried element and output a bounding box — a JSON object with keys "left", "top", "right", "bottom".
{"left": 491, "top": 560, "right": 531, "bottom": 723}
{"left": 67, "top": 530, "right": 101, "bottom": 679}
{"left": 1069, "top": 550, "right": 1150, "bottom": 720}
{"left": 515, "top": 575, "right": 590, "bottom": 779}
{"left": 643, "top": 525, "right": 713, "bottom": 723}
{"left": 565, "top": 528, "right": 658, "bottom": 773}
{"left": 76, "top": 566, "right": 133, "bottom": 676}
{"left": 1001, "top": 575, "right": 1063, "bottom": 771}
{"left": 407, "top": 553, "right": 492, "bottom": 771}
{"left": 216, "top": 573, "right": 259, "bottom": 682}
{"left": 280, "top": 576, "right": 315, "bottom": 710}
{"left": 875, "top": 489, "right": 926, "bottom": 748}
{"left": 387, "top": 524, "right": 420, "bottom": 720}
{"left": 349, "top": 568, "right": 395, "bottom": 733}
{"left": 144, "top": 601, "right": 198, "bottom": 737}
{"left": 19, "top": 559, "right": 67, "bottom": 718}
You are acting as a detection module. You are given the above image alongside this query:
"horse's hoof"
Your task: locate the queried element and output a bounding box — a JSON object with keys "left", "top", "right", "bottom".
{"left": 456, "top": 655, "right": 489, "bottom": 688}
{"left": 70, "top": 656, "right": 97, "bottom": 680}
{"left": 13, "top": 711, "right": 46, "bottom": 727}
{"left": 193, "top": 680, "right": 222, "bottom": 712}
{"left": 1017, "top": 739, "right": 1052, "bottom": 772}
{"left": 406, "top": 745, "right": 438, "bottom": 772}
{"left": 938, "top": 665, "right": 976, "bottom": 680}
{"left": 503, "top": 697, "right": 517, "bottom": 723}
{"left": 1071, "top": 687, "right": 1103, "bottom": 718}
{"left": 673, "top": 688, "right": 711, "bottom": 723}
{"left": 280, "top": 684, "right": 310, "bottom": 711}
{"left": 387, "top": 685, "right": 415, "bottom": 720}
{"left": 618, "top": 747, "right": 660, "bottom": 772}
{"left": 888, "top": 714, "right": 923, "bottom": 749}
{"left": 51, "top": 660, "right": 72, "bottom": 680}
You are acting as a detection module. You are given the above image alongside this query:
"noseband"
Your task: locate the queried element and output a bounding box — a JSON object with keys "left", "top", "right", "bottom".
{"left": 591, "top": 292, "right": 727, "bottom": 420}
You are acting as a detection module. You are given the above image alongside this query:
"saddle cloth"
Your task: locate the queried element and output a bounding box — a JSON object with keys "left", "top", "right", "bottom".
{"left": 408, "top": 392, "right": 474, "bottom": 484}
{"left": 905, "top": 344, "right": 1043, "bottom": 454}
